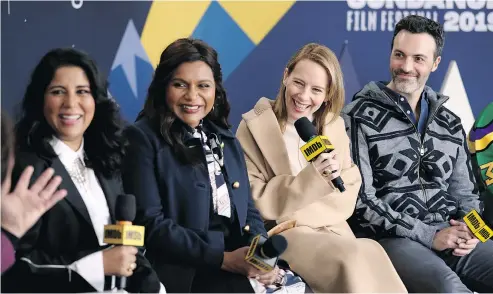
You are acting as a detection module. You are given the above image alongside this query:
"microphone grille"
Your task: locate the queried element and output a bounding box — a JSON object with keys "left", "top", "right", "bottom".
{"left": 294, "top": 117, "right": 317, "bottom": 142}
{"left": 261, "top": 235, "right": 288, "bottom": 258}
{"left": 115, "top": 194, "right": 136, "bottom": 222}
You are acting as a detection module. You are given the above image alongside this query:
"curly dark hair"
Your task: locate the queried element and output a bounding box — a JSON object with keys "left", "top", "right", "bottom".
{"left": 137, "top": 38, "right": 231, "bottom": 165}
{"left": 392, "top": 15, "right": 445, "bottom": 59}
{"left": 15, "top": 48, "right": 126, "bottom": 177}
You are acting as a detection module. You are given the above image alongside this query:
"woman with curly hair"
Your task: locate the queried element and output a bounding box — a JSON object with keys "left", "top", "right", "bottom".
{"left": 1, "top": 48, "right": 164, "bottom": 293}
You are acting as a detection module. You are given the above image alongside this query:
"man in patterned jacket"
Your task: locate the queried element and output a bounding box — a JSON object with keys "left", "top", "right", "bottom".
{"left": 342, "top": 15, "right": 493, "bottom": 293}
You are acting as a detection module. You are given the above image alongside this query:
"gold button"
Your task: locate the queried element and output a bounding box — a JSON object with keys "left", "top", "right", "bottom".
{"left": 243, "top": 225, "right": 250, "bottom": 232}
{"left": 233, "top": 181, "right": 240, "bottom": 189}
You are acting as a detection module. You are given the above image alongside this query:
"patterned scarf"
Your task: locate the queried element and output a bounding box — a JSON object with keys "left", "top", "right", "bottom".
{"left": 190, "top": 122, "right": 232, "bottom": 218}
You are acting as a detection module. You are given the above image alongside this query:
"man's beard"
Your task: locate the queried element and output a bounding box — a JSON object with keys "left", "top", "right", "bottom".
{"left": 391, "top": 69, "right": 422, "bottom": 95}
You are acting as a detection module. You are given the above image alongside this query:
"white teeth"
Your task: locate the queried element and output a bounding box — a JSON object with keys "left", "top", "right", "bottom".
{"left": 182, "top": 105, "right": 199, "bottom": 110}
{"left": 293, "top": 99, "right": 309, "bottom": 110}
{"left": 60, "top": 115, "right": 81, "bottom": 119}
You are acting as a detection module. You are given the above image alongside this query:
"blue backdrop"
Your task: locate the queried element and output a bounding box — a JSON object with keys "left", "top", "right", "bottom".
{"left": 2, "top": 0, "right": 492, "bottom": 130}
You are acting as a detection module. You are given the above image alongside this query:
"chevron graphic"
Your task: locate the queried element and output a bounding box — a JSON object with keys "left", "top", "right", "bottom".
{"left": 141, "top": 1, "right": 211, "bottom": 68}
{"left": 111, "top": 19, "right": 151, "bottom": 98}
{"left": 140, "top": 1, "right": 294, "bottom": 79}
{"left": 108, "top": 19, "right": 154, "bottom": 121}
{"left": 440, "top": 60, "right": 475, "bottom": 134}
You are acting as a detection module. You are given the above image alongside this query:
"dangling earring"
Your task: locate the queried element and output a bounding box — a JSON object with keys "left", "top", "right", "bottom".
{"left": 213, "top": 95, "right": 219, "bottom": 112}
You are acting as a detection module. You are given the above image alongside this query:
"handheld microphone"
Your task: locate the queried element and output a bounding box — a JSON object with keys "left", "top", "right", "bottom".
{"left": 243, "top": 226, "right": 287, "bottom": 272}
{"left": 463, "top": 209, "right": 493, "bottom": 242}
{"left": 103, "top": 194, "right": 145, "bottom": 290}
{"left": 294, "top": 117, "right": 346, "bottom": 192}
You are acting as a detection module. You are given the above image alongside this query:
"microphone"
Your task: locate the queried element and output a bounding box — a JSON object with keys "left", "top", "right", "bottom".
{"left": 103, "top": 194, "right": 145, "bottom": 290}
{"left": 294, "top": 117, "right": 346, "bottom": 192}
{"left": 243, "top": 226, "right": 287, "bottom": 272}
{"left": 463, "top": 209, "right": 493, "bottom": 242}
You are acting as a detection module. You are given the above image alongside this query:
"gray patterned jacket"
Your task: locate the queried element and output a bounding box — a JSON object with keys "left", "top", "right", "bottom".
{"left": 342, "top": 81, "right": 481, "bottom": 248}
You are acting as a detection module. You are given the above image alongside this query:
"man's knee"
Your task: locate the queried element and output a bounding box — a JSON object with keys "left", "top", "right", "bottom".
{"left": 457, "top": 240, "right": 493, "bottom": 291}
{"left": 378, "top": 238, "right": 471, "bottom": 293}
{"left": 400, "top": 260, "right": 471, "bottom": 293}
{"left": 378, "top": 237, "right": 429, "bottom": 259}
{"left": 427, "top": 272, "right": 471, "bottom": 293}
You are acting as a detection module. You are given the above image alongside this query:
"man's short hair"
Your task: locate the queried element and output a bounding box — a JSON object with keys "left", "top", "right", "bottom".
{"left": 391, "top": 15, "right": 445, "bottom": 59}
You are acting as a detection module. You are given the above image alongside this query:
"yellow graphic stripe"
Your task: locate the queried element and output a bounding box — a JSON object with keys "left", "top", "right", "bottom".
{"left": 468, "top": 138, "right": 476, "bottom": 154}
{"left": 219, "top": 1, "right": 295, "bottom": 45}
{"left": 141, "top": 1, "right": 211, "bottom": 68}
{"left": 473, "top": 132, "right": 493, "bottom": 152}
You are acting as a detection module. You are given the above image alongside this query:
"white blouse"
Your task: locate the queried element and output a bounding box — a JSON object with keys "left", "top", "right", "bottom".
{"left": 49, "top": 137, "right": 110, "bottom": 292}
{"left": 282, "top": 121, "right": 309, "bottom": 176}
{"left": 49, "top": 137, "right": 166, "bottom": 293}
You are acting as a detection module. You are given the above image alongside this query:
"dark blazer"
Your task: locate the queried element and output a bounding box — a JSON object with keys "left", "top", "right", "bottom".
{"left": 1, "top": 148, "right": 161, "bottom": 293}
{"left": 122, "top": 117, "right": 266, "bottom": 293}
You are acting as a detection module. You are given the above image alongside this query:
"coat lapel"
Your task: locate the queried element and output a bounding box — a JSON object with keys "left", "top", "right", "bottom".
{"left": 244, "top": 99, "right": 292, "bottom": 176}
{"left": 50, "top": 157, "right": 120, "bottom": 225}
{"left": 50, "top": 157, "right": 93, "bottom": 227}
{"left": 95, "top": 173, "right": 119, "bottom": 223}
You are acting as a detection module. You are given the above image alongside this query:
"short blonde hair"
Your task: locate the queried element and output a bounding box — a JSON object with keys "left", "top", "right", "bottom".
{"left": 273, "top": 43, "right": 345, "bottom": 134}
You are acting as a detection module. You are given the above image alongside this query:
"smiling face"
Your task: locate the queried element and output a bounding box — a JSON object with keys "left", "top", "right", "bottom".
{"left": 283, "top": 59, "right": 329, "bottom": 122}
{"left": 165, "top": 61, "right": 216, "bottom": 128}
{"left": 389, "top": 30, "right": 441, "bottom": 96}
{"left": 43, "top": 66, "right": 95, "bottom": 151}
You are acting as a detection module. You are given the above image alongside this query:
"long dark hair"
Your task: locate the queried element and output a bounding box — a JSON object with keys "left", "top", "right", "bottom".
{"left": 138, "top": 38, "right": 230, "bottom": 165}
{"left": 15, "top": 48, "right": 126, "bottom": 177}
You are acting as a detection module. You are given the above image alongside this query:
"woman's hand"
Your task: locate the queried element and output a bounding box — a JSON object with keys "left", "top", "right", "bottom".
{"left": 102, "top": 246, "right": 139, "bottom": 277}
{"left": 313, "top": 152, "right": 341, "bottom": 182}
{"left": 1, "top": 166, "right": 67, "bottom": 238}
{"left": 221, "top": 247, "right": 280, "bottom": 285}
{"left": 221, "top": 246, "right": 264, "bottom": 278}
{"left": 255, "top": 265, "right": 280, "bottom": 285}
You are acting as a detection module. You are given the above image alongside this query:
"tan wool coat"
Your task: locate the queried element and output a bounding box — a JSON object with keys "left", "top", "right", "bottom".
{"left": 236, "top": 98, "right": 407, "bottom": 293}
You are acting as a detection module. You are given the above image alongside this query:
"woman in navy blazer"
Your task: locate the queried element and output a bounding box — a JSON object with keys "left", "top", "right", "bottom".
{"left": 122, "top": 38, "right": 280, "bottom": 293}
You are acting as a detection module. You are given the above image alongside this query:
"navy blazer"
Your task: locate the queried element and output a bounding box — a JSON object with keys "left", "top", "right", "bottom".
{"left": 122, "top": 117, "right": 266, "bottom": 292}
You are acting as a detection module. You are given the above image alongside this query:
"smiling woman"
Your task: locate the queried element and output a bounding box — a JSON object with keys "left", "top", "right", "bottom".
{"left": 135, "top": 37, "right": 230, "bottom": 166}
{"left": 121, "top": 38, "right": 308, "bottom": 293}
{"left": 16, "top": 48, "right": 121, "bottom": 174}
{"left": 6, "top": 48, "right": 164, "bottom": 293}
{"left": 165, "top": 61, "right": 216, "bottom": 129}
{"left": 236, "top": 43, "right": 407, "bottom": 293}
{"left": 43, "top": 66, "right": 95, "bottom": 151}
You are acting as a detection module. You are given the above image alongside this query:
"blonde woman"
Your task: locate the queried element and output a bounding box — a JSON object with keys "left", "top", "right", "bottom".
{"left": 236, "top": 43, "right": 407, "bottom": 293}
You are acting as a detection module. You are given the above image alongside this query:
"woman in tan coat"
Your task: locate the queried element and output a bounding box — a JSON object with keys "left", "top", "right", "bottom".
{"left": 236, "top": 43, "right": 407, "bottom": 293}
